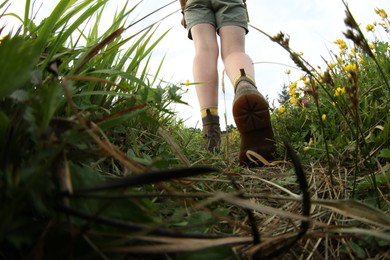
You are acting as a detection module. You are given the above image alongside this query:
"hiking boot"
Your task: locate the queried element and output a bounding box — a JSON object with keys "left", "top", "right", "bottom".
{"left": 233, "top": 69, "right": 275, "bottom": 165}
{"left": 202, "top": 109, "right": 221, "bottom": 152}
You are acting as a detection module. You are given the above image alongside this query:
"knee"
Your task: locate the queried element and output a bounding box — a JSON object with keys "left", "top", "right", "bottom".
{"left": 196, "top": 49, "right": 219, "bottom": 63}
{"left": 196, "top": 40, "right": 219, "bottom": 57}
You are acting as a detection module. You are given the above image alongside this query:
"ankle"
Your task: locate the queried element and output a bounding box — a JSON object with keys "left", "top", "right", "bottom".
{"left": 201, "top": 107, "right": 218, "bottom": 118}
{"left": 202, "top": 111, "right": 219, "bottom": 127}
{"left": 233, "top": 69, "right": 256, "bottom": 93}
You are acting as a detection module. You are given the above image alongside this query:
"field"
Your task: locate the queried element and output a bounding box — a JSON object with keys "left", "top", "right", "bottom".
{"left": 0, "top": 0, "right": 389, "bottom": 259}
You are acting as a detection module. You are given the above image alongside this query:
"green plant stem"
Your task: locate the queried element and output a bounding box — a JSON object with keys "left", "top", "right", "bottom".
{"left": 351, "top": 106, "right": 360, "bottom": 196}
{"left": 313, "top": 99, "right": 333, "bottom": 187}
{"left": 371, "top": 56, "right": 390, "bottom": 91}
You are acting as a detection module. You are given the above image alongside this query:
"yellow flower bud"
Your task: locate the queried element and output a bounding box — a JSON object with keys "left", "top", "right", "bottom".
{"left": 278, "top": 106, "right": 286, "bottom": 114}
{"left": 375, "top": 8, "right": 388, "bottom": 19}
{"left": 334, "top": 87, "right": 346, "bottom": 97}
{"left": 366, "top": 24, "right": 375, "bottom": 32}
{"left": 343, "top": 63, "right": 357, "bottom": 72}
{"left": 334, "top": 39, "right": 347, "bottom": 49}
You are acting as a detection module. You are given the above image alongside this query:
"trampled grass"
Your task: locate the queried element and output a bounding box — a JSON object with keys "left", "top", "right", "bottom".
{"left": 0, "top": 0, "right": 389, "bottom": 259}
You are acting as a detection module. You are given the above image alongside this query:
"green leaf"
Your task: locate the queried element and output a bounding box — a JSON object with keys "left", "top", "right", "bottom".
{"left": 30, "top": 82, "right": 65, "bottom": 130}
{"left": 0, "top": 0, "right": 10, "bottom": 9}
{"left": 34, "top": 0, "right": 73, "bottom": 51}
{"left": 357, "top": 170, "right": 390, "bottom": 190}
{"left": 184, "top": 211, "right": 216, "bottom": 233}
{"left": 348, "top": 241, "right": 366, "bottom": 259}
{"left": 43, "top": 1, "right": 107, "bottom": 68}
{"left": 0, "top": 36, "right": 40, "bottom": 97}
{"left": 96, "top": 105, "right": 148, "bottom": 130}
{"left": 378, "top": 148, "right": 390, "bottom": 159}
{"left": 24, "top": 0, "right": 31, "bottom": 36}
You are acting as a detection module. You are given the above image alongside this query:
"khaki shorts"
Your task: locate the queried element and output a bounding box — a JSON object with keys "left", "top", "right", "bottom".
{"left": 184, "top": 0, "right": 249, "bottom": 39}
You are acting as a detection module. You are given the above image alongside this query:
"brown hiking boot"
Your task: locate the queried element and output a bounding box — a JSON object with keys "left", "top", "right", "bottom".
{"left": 202, "top": 109, "right": 221, "bottom": 152}
{"left": 233, "top": 69, "right": 275, "bottom": 165}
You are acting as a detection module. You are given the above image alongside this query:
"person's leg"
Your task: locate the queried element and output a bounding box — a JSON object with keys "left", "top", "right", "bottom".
{"left": 220, "top": 25, "right": 275, "bottom": 165}
{"left": 191, "top": 24, "right": 219, "bottom": 110}
{"left": 191, "top": 24, "right": 221, "bottom": 151}
{"left": 219, "top": 26, "right": 254, "bottom": 83}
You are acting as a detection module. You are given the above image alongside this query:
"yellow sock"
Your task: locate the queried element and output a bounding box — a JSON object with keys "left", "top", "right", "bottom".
{"left": 232, "top": 71, "right": 255, "bottom": 86}
{"left": 201, "top": 107, "right": 218, "bottom": 118}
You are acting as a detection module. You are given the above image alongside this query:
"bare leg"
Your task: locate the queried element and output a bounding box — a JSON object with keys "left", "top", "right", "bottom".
{"left": 190, "top": 24, "right": 221, "bottom": 151}
{"left": 219, "top": 26, "right": 254, "bottom": 84}
{"left": 191, "top": 24, "right": 219, "bottom": 109}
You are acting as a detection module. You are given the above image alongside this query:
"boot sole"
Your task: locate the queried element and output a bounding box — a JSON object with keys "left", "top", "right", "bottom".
{"left": 233, "top": 91, "right": 275, "bottom": 165}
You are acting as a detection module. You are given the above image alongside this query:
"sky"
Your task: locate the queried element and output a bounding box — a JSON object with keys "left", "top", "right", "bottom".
{"left": 3, "top": 0, "right": 388, "bottom": 129}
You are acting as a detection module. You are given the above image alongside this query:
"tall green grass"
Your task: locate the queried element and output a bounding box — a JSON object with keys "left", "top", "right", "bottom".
{"left": 0, "top": 0, "right": 191, "bottom": 258}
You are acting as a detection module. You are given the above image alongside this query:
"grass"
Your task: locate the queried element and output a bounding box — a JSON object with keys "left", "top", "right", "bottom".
{"left": 0, "top": 0, "right": 389, "bottom": 259}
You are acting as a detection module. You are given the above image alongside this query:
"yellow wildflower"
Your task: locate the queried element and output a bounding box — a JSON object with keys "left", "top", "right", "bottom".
{"left": 334, "top": 39, "right": 347, "bottom": 49}
{"left": 322, "top": 114, "right": 327, "bottom": 121}
{"left": 290, "top": 96, "right": 297, "bottom": 105}
{"left": 375, "top": 8, "right": 388, "bottom": 19}
{"left": 289, "top": 82, "right": 297, "bottom": 95}
{"left": 230, "top": 128, "right": 239, "bottom": 142}
{"left": 289, "top": 81, "right": 297, "bottom": 89}
{"left": 303, "top": 77, "right": 310, "bottom": 85}
{"left": 334, "top": 87, "right": 346, "bottom": 97}
{"left": 276, "top": 106, "right": 287, "bottom": 116}
{"left": 343, "top": 63, "right": 357, "bottom": 72}
{"left": 332, "top": 102, "right": 337, "bottom": 107}
{"left": 368, "top": 43, "right": 375, "bottom": 50}
{"left": 185, "top": 79, "right": 190, "bottom": 86}
{"left": 337, "top": 57, "right": 344, "bottom": 64}
{"left": 285, "top": 69, "right": 291, "bottom": 75}
{"left": 366, "top": 24, "right": 375, "bottom": 32}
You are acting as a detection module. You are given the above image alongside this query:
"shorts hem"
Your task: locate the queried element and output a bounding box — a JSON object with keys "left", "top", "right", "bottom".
{"left": 187, "top": 22, "right": 216, "bottom": 40}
